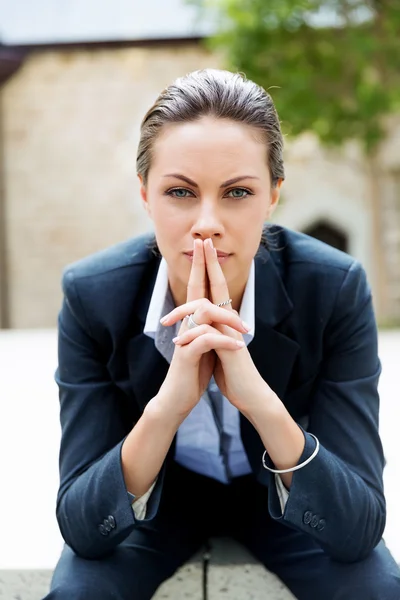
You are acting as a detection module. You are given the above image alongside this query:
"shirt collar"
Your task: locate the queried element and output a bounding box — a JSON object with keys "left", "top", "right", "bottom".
{"left": 144, "top": 257, "right": 255, "bottom": 344}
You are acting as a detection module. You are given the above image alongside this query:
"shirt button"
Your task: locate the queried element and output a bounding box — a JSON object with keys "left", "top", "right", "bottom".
{"left": 303, "top": 511, "right": 312, "bottom": 525}
{"left": 310, "top": 515, "right": 319, "bottom": 528}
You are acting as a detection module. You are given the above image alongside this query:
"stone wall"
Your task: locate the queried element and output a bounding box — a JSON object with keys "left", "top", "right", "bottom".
{"left": 1, "top": 43, "right": 221, "bottom": 327}
{"left": 271, "top": 116, "right": 400, "bottom": 322}
{"left": 376, "top": 118, "right": 400, "bottom": 322}
{"left": 273, "top": 135, "right": 375, "bottom": 290}
{"left": 1, "top": 42, "right": 400, "bottom": 327}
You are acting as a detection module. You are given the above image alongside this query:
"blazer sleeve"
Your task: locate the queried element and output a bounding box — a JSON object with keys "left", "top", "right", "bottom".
{"left": 267, "top": 260, "right": 386, "bottom": 563}
{"left": 55, "top": 270, "right": 164, "bottom": 559}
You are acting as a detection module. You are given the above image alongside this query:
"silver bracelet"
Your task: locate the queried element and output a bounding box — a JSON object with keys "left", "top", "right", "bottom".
{"left": 262, "top": 433, "right": 320, "bottom": 474}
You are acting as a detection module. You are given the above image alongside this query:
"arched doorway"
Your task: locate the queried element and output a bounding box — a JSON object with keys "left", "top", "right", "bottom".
{"left": 303, "top": 220, "right": 348, "bottom": 253}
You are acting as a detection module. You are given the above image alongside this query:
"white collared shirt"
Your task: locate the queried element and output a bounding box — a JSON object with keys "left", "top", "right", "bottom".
{"left": 132, "top": 257, "right": 289, "bottom": 518}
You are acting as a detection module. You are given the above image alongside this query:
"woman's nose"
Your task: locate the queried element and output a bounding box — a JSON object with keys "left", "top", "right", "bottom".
{"left": 191, "top": 203, "right": 224, "bottom": 239}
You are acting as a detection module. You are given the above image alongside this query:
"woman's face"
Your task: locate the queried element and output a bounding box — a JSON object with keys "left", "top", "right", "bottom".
{"left": 140, "top": 116, "right": 281, "bottom": 302}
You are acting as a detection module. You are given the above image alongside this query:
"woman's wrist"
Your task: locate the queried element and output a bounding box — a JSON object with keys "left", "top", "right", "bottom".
{"left": 242, "top": 386, "right": 306, "bottom": 488}
{"left": 145, "top": 389, "right": 193, "bottom": 426}
{"left": 237, "top": 380, "right": 282, "bottom": 423}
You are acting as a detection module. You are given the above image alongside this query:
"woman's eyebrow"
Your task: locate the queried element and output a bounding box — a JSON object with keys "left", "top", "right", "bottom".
{"left": 163, "top": 174, "right": 260, "bottom": 188}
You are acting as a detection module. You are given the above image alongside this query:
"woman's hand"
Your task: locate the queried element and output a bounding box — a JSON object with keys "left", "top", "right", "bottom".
{"left": 156, "top": 239, "right": 245, "bottom": 419}
{"left": 163, "top": 238, "right": 275, "bottom": 413}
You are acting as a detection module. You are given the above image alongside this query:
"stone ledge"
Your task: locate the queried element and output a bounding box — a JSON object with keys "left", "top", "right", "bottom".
{"left": 0, "top": 564, "right": 204, "bottom": 600}
{"left": 0, "top": 540, "right": 294, "bottom": 599}
{"left": 0, "top": 570, "right": 53, "bottom": 600}
{"left": 153, "top": 553, "right": 203, "bottom": 599}
{"left": 207, "top": 537, "right": 295, "bottom": 600}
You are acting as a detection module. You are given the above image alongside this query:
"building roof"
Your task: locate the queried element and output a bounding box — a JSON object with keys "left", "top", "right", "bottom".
{"left": 0, "top": 0, "right": 214, "bottom": 46}
{"left": 0, "top": 1, "right": 372, "bottom": 48}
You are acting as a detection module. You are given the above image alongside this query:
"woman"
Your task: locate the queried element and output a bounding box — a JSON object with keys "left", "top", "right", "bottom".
{"left": 45, "top": 69, "right": 400, "bottom": 599}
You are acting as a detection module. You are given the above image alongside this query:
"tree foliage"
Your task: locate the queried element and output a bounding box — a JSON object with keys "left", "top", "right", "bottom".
{"left": 196, "top": 0, "right": 400, "bottom": 151}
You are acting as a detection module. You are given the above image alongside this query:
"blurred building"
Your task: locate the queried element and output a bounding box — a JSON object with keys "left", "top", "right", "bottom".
{"left": 0, "top": 0, "right": 399, "bottom": 328}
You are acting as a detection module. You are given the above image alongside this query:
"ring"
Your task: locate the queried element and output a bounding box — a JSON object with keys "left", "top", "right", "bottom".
{"left": 186, "top": 314, "right": 199, "bottom": 329}
{"left": 216, "top": 299, "right": 232, "bottom": 308}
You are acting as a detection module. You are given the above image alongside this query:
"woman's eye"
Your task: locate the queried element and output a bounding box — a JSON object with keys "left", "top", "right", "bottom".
{"left": 226, "top": 188, "right": 252, "bottom": 199}
{"left": 165, "top": 187, "right": 253, "bottom": 199}
{"left": 166, "top": 188, "right": 194, "bottom": 198}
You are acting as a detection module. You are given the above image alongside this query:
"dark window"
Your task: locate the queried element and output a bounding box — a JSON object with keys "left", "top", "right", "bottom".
{"left": 303, "top": 221, "right": 348, "bottom": 253}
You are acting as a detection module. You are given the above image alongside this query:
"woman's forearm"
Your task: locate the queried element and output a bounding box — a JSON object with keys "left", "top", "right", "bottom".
{"left": 121, "top": 393, "right": 186, "bottom": 497}
{"left": 242, "top": 387, "right": 305, "bottom": 489}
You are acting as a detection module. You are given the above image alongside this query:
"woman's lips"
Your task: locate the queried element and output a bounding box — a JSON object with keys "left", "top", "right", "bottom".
{"left": 183, "top": 251, "right": 232, "bottom": 264}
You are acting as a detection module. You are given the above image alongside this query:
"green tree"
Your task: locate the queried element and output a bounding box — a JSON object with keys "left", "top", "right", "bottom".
{"left": 197, "top": 0, "right": 400, "bottom": 152}
{"left": 190, "top": 0, "right": 400, "bottom": 320}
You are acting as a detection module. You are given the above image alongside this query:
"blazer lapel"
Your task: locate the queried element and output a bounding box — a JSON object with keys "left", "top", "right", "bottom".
{"left": 248, "top": 244, "right": 299, "bottom": 398}
{"left": 126, "top": 254, "right": 170, "bottom": 412}
{"left": 127, "top": 335, "right": 170, "bottom": 412}
{"left": 241, "top": 244, "right": 300, "bottom": 477}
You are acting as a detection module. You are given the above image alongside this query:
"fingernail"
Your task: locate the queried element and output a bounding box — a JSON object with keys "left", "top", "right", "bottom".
{"left": 172, "top": 336, "right": 181, "bottom": 343}
{"left": 236, "top": 340, "right": 245, "bottom": 347}
{"left": 242, "top": 321, "right": 251, "bottom": 332}
{"left": 208, "top": 238, "right": 214, "bottom": 248}
{"left": 160, "top": 316, "right": 168, "bottom": 324}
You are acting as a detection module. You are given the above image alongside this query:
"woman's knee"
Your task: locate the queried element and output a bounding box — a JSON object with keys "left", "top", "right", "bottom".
{"left": 43, "top": 544, "right": 160, "bottom": 600}
{"left": 333, "top": 542, "right": 400, "bottom": 600}
{"left": 335, "top": 574, "right": 400, "bottom": 600}
{"left": 45, "top": 569, "right": 158, "bottom": 600}
{"left": 45, "top": 582, "right": 115, "bottom": 600}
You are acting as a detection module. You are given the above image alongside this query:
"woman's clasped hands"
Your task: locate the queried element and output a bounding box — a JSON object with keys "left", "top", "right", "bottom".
{"left": 158, "top": 238, "right": 273, "bottom": 418}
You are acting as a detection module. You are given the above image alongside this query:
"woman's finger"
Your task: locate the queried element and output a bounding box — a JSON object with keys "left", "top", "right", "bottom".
{"left": 179, "top": 239, "right": 207, "bottom": 336}
{"left": 173, "top": 323, "right": 225, "bottom": 345}
{"left": 204, "top": 237, "right": 232, "bottom": 309}
{"left": 161, "top": 299, "right": 250, "bottom": 333}
{"left": 176, "top": 332, "right": 245, "bottom": 360}
{"left": 186, "top": 239, "right": 207, "bottom": 303}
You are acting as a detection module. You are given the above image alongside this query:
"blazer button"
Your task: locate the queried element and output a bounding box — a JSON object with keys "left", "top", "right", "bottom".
{"left": 103, "top": 519, "right": 112, "bottom": 533}
{"left": 310, "top": 515, "right": 319, "bottom": 528}
{"left": 108, "top": 515, "right": 116, "bottom": 529}
{"left": 317, "top": 519, "right": 326, "bottom": 531}
{"left": 303, "top": 511, "right": 312, "bottom": 525}
{"left": 98, "top": 523, "right": 109, "bottom": 536}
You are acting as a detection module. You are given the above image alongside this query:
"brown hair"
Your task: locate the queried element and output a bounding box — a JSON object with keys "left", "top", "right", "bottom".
{"left": 136, "top": 68, "right": 285, "bottom": 187}
{"left": 136, "top": 68, "right": 285, "bottom": 255}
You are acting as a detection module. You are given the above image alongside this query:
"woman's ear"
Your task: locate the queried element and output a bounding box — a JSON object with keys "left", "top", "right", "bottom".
{"left": 138, "top": 174, "right": 152, "bottom": 218}
{"left": 265, "top": 178, "right": 283, "bottom": 220}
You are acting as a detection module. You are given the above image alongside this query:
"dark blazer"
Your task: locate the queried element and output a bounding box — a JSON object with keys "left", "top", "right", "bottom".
{"left": 55, "top": 225, "right": 385, "bottom": 563}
